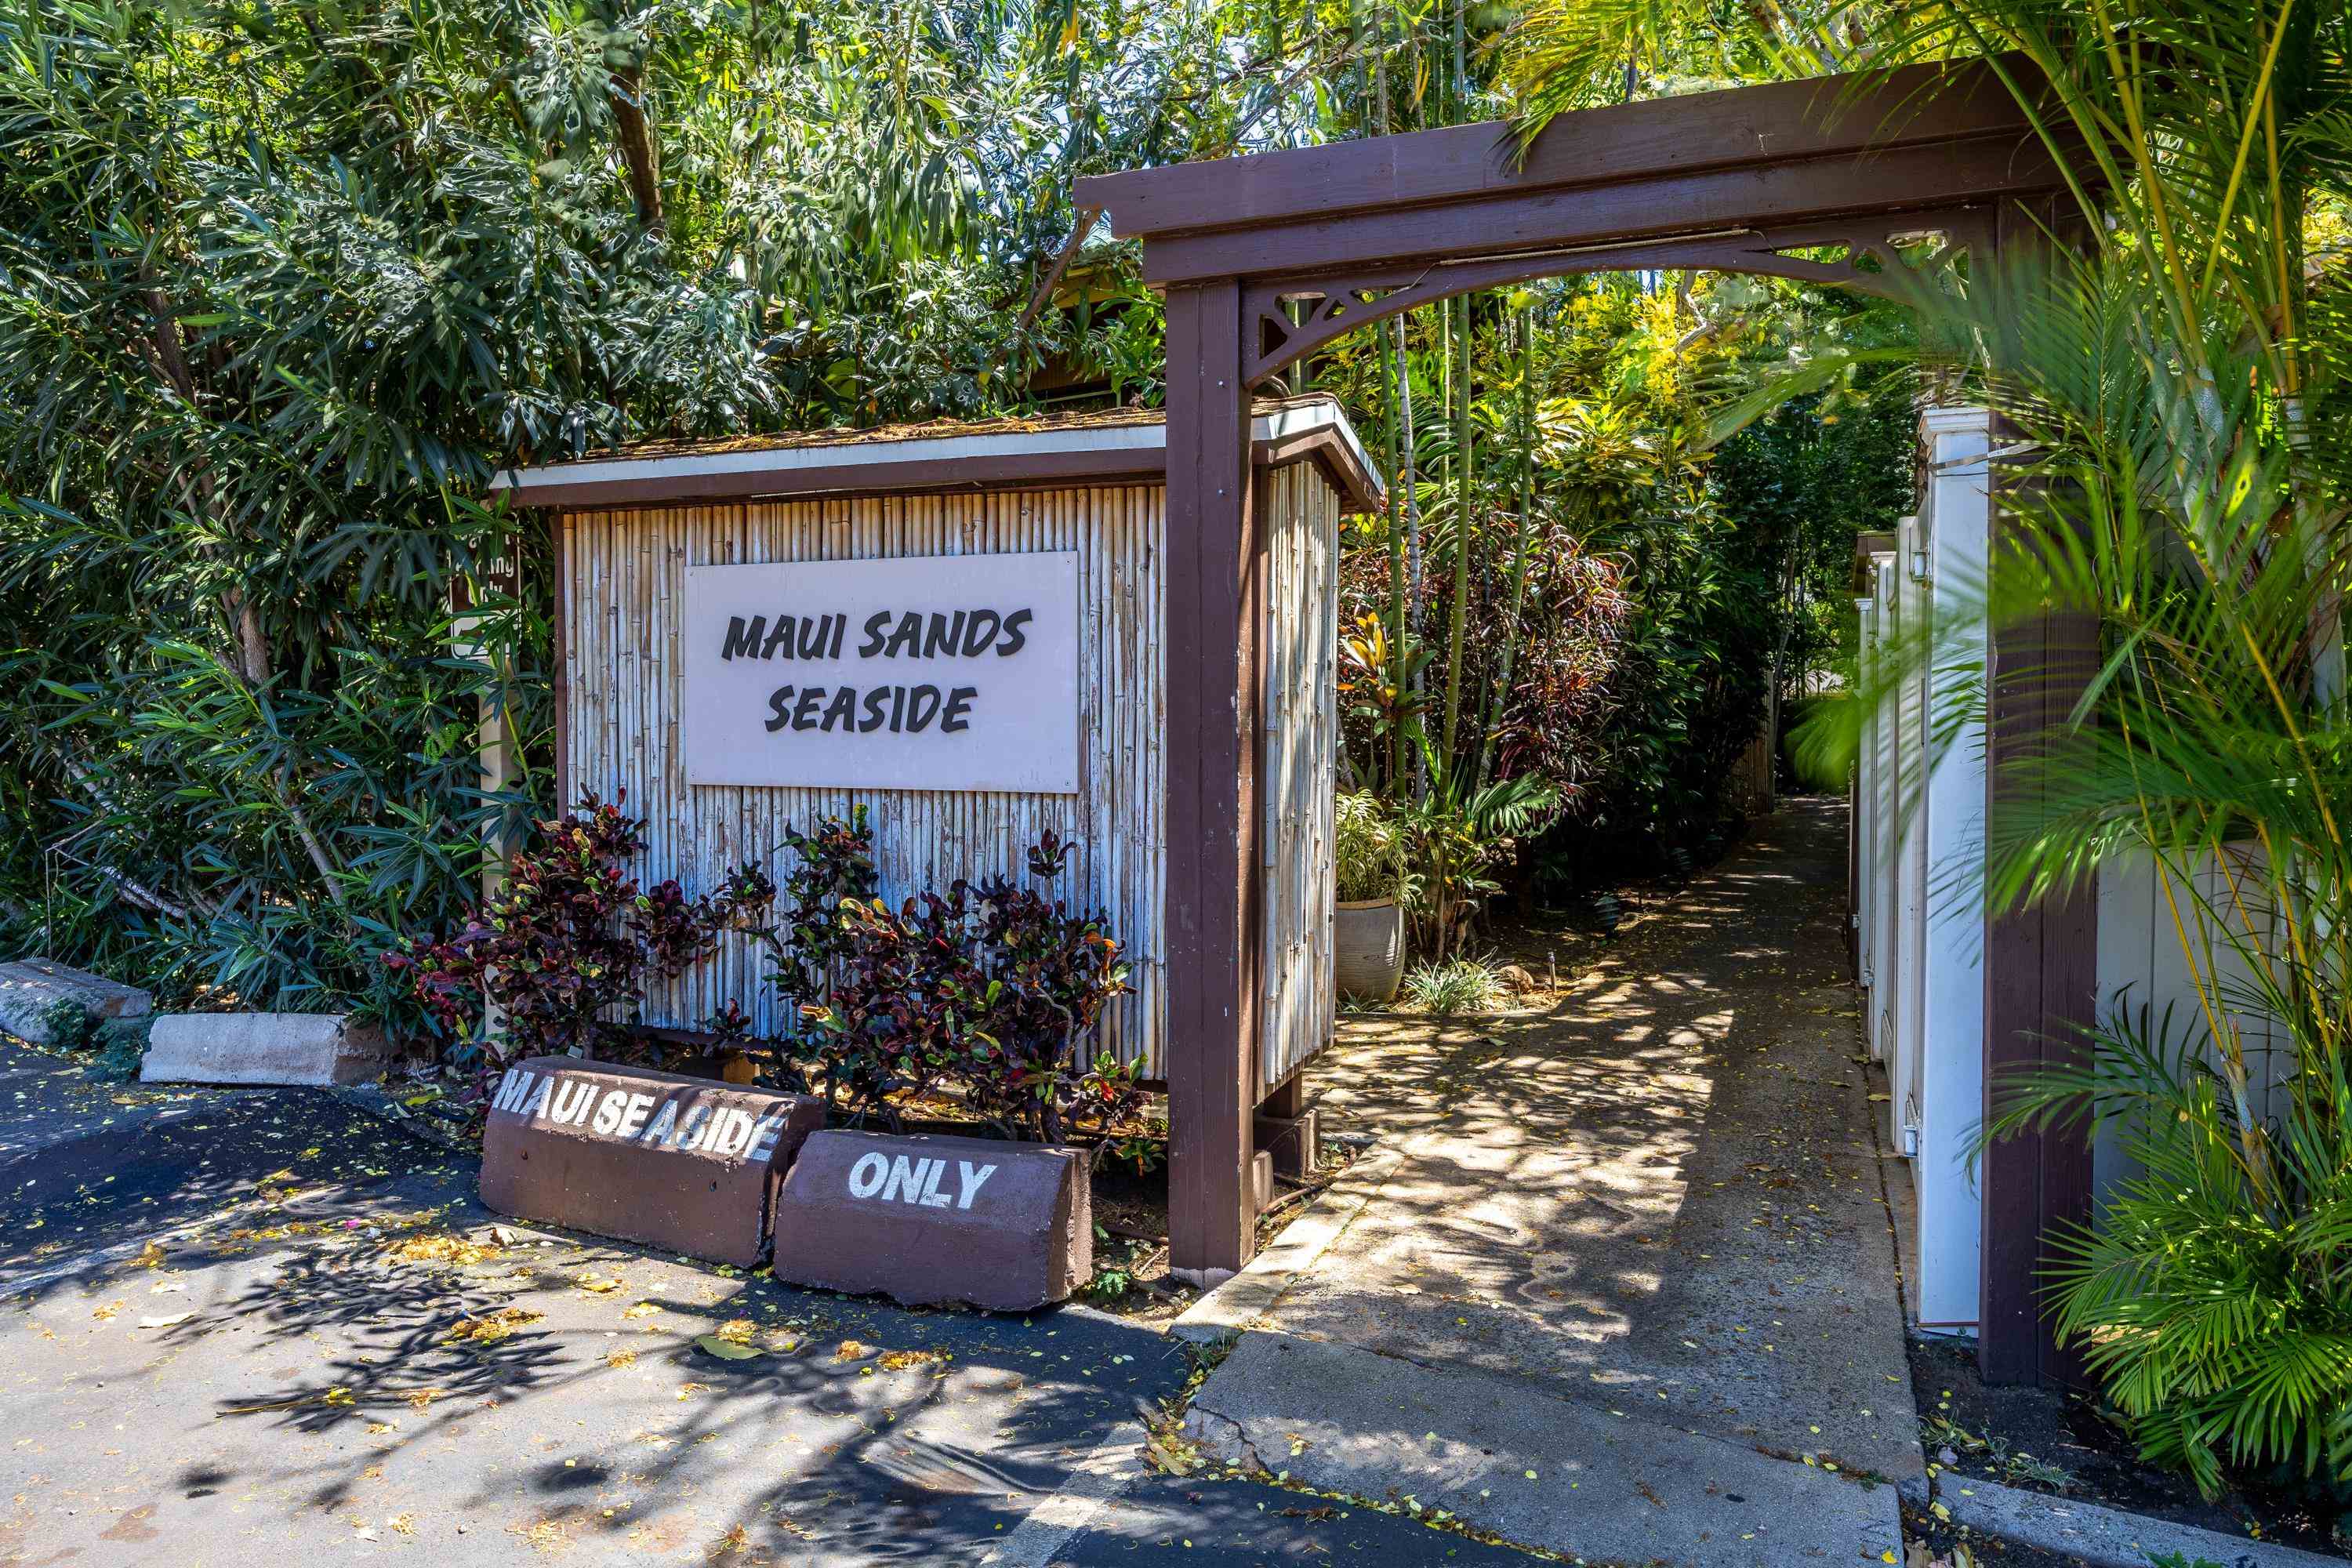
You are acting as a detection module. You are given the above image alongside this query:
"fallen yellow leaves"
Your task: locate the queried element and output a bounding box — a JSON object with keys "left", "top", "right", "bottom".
{"left": 877, "top": 1348, "right": 949, "bottom": 1373}
{"left": 833, "top": 1339, "right": 873, "bottom": 1363}
{"left": 714, "top": 1319, "right": 757, "bottom": 1345}
{"left": 126, "top": 1240, "right": 165, "bottom": 1270}
{"left": 575, "top": 1272, "right": 623, "bottom": 1294}
{"left": 622, "top": 1302, "right": 659, "bottom": 1319}
{"left": 508, "top": 1515, "right": 572, "bottom": 1553}
{"left": 389, "top": 1232, "right": 501, "bottom": 1267}
{"left": 445, "top": 1307, "right": 543, "bottom": 1346}
{"left": 607, "top": 1349, "right": 638, "bottom": 1370}
{"left": 91, "top": 1299, "right": 125, "bottom": 1321}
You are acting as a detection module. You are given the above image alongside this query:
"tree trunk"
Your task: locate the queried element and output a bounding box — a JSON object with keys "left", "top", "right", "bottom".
{"left": 1479, "top": 306, "right": 1537, "bottom": 791}
{"left": 610, "top": 64, "right": 665, "bottom": 234}
{"left": 1439, "top": 291, "right": 1473, "bottom": 769}
{"left": 1380, "top": 314, "right": 1407, "bottom": 800}
{"left": 1399, "top": 321, "right": 1428, "bottom": 801}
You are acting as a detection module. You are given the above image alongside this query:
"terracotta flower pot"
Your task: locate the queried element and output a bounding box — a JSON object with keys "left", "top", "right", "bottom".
{"left": 1334, "top": 897, "right": 1406, "bottom": 1003}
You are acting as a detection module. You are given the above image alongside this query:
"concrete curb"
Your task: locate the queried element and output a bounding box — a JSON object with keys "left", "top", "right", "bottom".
{"left": 1165, "top": 1139, "right": 1409, "bottom": 1345}
{"left": 1918, "top": 1471, "right": 2339, "bottom": 1568}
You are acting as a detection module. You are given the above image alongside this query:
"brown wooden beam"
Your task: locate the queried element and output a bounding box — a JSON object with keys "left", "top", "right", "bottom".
{"left": 1131, "top": 136, "right": 2066, "bottom": 286}
{"left": 1076, "top": 57, "right": 2036, "bottom": 245}
{"left": 1163, "top": 280, "right": 1264, "bottom": 1287}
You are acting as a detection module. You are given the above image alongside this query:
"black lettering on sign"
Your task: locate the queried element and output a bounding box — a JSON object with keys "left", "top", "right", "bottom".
{"left": 858, "top": 612, "right": 891, "bottom": 658}
{"left": 761, "top": 617, "right": 796, "bottom": 659}
{"left": 792, "top": 688, "right": 826, "bottom": 731}
{"left": 860, "top": 688, "right": 889, "bottom": 732}
{"left": 998, "top": 608, "right": 1032, "bottom": 656}
{"left": 922, "top": 612, "right": 966, "bottom": 658}
{"left": 905, "top": 684, "right": 942, "bottom": 732}
{"left": 942, "top": 687, "right": 976, "bottom": 733}
{"left": 960, "top": 610, "right": 1001, "bottom": 655}
{"left": 883, "top": 612, "right": 924, "bottom": 658}
{"left": 721, "top": 615, "right": 767, "bottom": 662}
{"left": 820, "top": 687, "right": 858, "bottom": 732}
{"left": 764, "top": 685, "right": 797, "bottom": 732}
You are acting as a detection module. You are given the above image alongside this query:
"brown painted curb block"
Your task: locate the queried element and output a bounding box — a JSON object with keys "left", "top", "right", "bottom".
{"left": 478, "top": 1058, "right": 823, "bottom": 1267}
{"left": 771, "top": 1130, "right": 1092, "bottom": 1312}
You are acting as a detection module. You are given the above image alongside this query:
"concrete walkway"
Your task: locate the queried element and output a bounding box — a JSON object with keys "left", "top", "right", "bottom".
{"left": 1184, "top": 799, "right": 1922, "bottom": 1564}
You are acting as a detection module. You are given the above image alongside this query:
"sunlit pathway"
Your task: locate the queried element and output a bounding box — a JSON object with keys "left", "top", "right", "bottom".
{"left": 1181, "top": 798, "right": 1922, "bottom": 1565}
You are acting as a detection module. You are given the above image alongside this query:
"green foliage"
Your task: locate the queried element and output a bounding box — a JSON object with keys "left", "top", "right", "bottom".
{"left": 1396, "top": 750, "right": 1559, "bottom": 960}
{"left": 0, "top": 0, "right": 1352, "bottom": 1029}
{"left": 1334, "top": 791, "right": 1407, "bottom": 902}
{"left": 1333, "top": 263, "right": 1915, "bottom": 913}
{"left": 1402, "top": 956, "right": 1510, "bottom": 1017}
{"left": 85, "top": 1017, "right": 151, "bottom": 1083}
{"left": 2011, "top": 1018, "right": 2352, "bottom": 1499}
{"left": 36, "top": 998, "right": 98, "bottom": 1054}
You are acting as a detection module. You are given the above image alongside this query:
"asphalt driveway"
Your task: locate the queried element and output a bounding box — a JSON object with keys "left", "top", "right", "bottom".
{"left": 0, "top": 1040, "right": 1541, "bottom": 1566}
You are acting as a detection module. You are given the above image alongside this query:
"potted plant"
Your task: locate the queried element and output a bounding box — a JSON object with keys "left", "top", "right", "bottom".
{"left": 1334, "top": 792, "right": 1408, "bottom": 1003}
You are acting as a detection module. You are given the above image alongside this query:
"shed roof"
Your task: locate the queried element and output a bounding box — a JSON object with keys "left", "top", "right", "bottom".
{"left": 492, "top": 394, "right": 1382, "bottom": 514}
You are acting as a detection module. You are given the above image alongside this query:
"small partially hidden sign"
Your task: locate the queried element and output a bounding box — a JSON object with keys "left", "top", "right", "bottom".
{"left": 479, "top": 1058, "right": 824, "bottom": 1267}
{"left": 682, "top": 551, "right": 1080, "bottom": 794}
{"left": 771, "top": 1131, "right": 1092, "bottom": 1312}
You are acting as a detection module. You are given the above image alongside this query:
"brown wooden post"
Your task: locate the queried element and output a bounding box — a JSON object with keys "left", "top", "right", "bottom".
{"left": 1976, "top": 233, "right": 2099, "bottom": 1385}
{"left": 1978, "top": 609, "right": 2098, "bottom": 1384}
{"left": 1163, "top": 279, "right": 1265, "bottom": 1287}
{"left": 1261, "top": 1070, "right": 1307, "bottom": 1120}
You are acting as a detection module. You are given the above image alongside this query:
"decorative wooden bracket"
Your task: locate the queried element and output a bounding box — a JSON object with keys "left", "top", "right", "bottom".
{"left": 1242, "top": 208, "right": 1997, "bottom": 387}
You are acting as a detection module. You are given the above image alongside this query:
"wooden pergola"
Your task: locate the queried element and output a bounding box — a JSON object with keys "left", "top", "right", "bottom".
{"left": 1078, "top": 58, "right": 2097, "bottom": 1385}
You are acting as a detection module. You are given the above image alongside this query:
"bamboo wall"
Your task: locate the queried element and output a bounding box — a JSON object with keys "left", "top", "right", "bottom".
{"left": 563, "top": 465, "right": 1348, "bottom": 1087}
{"left": 1258, "top": 462, "right": 1339, "bottom": 1092}
{"left": 564, "top": 485, "right": 1170, "bottom": 1072}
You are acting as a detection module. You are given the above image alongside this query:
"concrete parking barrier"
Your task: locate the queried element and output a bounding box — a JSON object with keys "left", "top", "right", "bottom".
{"left": 771, "top": 1130, "right": 1092, "bottom": 1311}
{"left": 143, "top": 1012, "right": 384, "bottom": 1087}
{"left": 478, "top": 1057, "right": 823, "bottom": 1267}
{"left": 0, "top": 960, "right": 151, "bottom": 1047}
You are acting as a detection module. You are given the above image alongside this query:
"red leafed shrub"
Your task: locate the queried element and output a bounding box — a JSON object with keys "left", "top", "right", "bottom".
{"left": 386, "top": 797, "right": 772, "bottom": 1069}
{"left": 792, "top": 826, "right": 1142, "bottom": 1142}
{"left": 955, "top": 831, "right": 1142, "bottom": 1144}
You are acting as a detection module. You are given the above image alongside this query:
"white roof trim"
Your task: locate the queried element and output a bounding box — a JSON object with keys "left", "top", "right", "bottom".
{"left": 488, "top": 397, "right": 1376, "bottom": 497}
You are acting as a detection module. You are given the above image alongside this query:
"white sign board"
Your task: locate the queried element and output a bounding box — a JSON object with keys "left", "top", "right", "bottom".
{"left": 682, "top": 552, "right": 1080, "bottom": 793}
